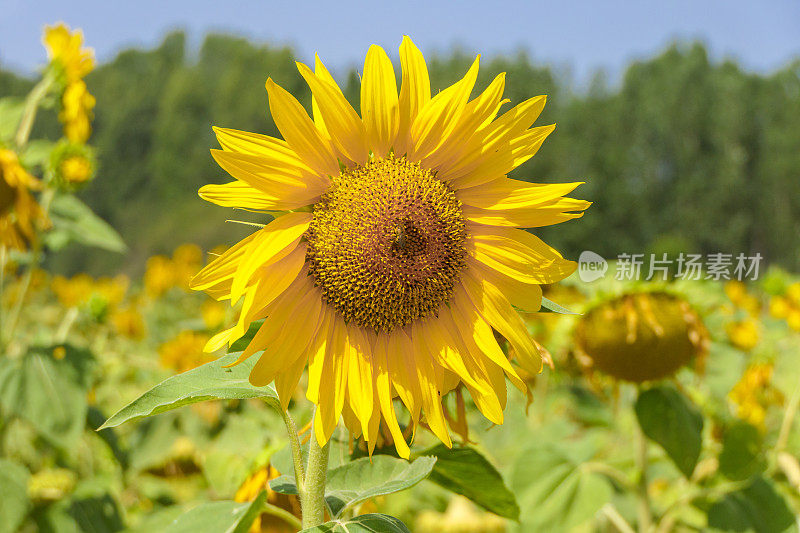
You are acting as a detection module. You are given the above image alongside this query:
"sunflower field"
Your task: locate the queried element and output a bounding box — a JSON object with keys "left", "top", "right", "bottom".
{"left": 1, "top": 24, "right": 799, "bottom": 533}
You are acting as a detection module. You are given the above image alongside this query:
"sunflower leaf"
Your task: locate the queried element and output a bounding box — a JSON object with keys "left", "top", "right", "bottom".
{"left": 271, "top": 456, "right": 436, "bottom": 518}
{"left": 539, "top": 296, "right": 578, "bottom": 314}
{"left": 99, "top": 352, "right": 277, "bottom": 429}
{"left": 422, "top": 445, "right": 519, "bottom": 520}
{"left": 0, "top": 459, "right": 30, "bottom": 533}
{"left": 46, "top": 194, "right": 127, "bottom": 253}
{"left": 299, "top": 513, "right": 410, "bottom": 533}
{"left": 706, "top": 477, "right": 794, "bottom": 533}
{"left": 0, "top": 345, "right": 92, "bottom": 449}
{"left": 229, "top": 319, "right": 264, "bottom": 352}
{"left": 161, "top": 491, "right": 266, "bottom": 533}
{"left": 635, "top": 385, "right": 703, "bottom": 478}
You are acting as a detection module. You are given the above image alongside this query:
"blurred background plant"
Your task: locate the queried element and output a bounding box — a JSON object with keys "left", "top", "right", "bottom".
{"left": 1, "top": 19, "right": 799, "bottom": 533}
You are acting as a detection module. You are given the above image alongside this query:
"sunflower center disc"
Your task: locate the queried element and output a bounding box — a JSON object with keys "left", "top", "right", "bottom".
{"left": 306, "top": 155, "right": 467, "bottom": 332}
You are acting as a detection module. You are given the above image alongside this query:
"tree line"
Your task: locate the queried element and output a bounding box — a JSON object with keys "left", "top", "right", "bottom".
{"left": 2, "top": 32, "right": 798, "bottom": 274}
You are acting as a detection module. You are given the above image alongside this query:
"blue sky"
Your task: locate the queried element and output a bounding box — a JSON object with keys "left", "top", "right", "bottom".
{"left": 1, "top": 0, "right": 798, "bottom": 83}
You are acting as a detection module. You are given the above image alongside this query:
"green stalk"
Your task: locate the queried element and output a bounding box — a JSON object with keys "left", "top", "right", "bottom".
{"left": 15, "top": 71, "right": 56, "bottom": 150}
{"left": 634, "top": 409, "right": 653, "bottom": 533}
{"left": 278, "top": 405, "right": 305, "bottom": 485}
{"left": 301, "top": 422, "right": 330, "bottom": 528}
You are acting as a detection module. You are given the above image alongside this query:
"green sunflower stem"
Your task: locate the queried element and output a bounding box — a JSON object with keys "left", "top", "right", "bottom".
{"left": 15, "top": 71, "right": 56, "bottom": 149}
{"left": 278, "top": 406, "right": 305, "bottom": 485}
{"left": 301, "top": 420, "right": 330, "bottom": 529}
{"left": 633, "top": 398, "right": 653, "bottom": 533}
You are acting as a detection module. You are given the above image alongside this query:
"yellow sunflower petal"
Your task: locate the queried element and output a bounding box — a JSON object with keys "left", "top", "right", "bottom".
{"left": 448, "top": 124, "right": 555, "bottom": 190}
{"left": 230, "top": 212, "right": 311, "bottom": 303}
{"left": 425, "top": 73, "right": 506, "bottom": 171}
{"left": 190, "top": 232, "right": 259, "bottom": 292}
{"left": 410, "top": 321, "right": 451, "bottom": 447}
{"left": 213, "top": 127, "right": 320, "bottom": 177}
{"left": 457, "top": 178, "right": 583, "bottom": 210}
{"left": 373, "top": 332, "right": 411, "bottom": 459}
{"left": 346, "top": 323, "right": 375, "bottom": 441}
{"left": 306, "top": 304, "right": 333, "bottom": 404}
{"left": 449, "top": 286, "right": 525, "bottom": 391}
{"left": 396, "top": 36, "right": 430, "bottom": 156}
{"left": 297, "top": 62, "right": 369, "bottom": 165}
{"left": 314, "top": 314, "right": 350, "bottom": 446}
{"left": 389, "top": 327, "right": 422, "bottom": 425}
{"left": 249, "top": 282, "right": 322, "bottom": 385}
{"left": 198, "top": 181, "right": 284, "bottom": 211}
{"left": 468, "top": 255, "right": 542, "bottom": 312}
{"left": 461, "top": 271, "right": 543, "bottom": 375}
{"left": 410, "top": 55, "right": 480, "bottom": 161}
{"left": 468, "top": 223, "right": 577, "bottom": 284}
{"left": 361, "top": 45, "right": 399, "bottom": 158}
{"left": 437, "top": 95, "right": 547, "bottom": 182}
{"left": 265, "top": 78, "right": 339, "bottom": 177}
{"left": 462, "top": 197, "right": 591, "bottom": 227}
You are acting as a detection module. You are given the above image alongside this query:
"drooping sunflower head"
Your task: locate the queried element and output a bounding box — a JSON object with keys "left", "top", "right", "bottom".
{"left": 575, "top": 291, "right": 709, "bottom": 383}
{"left": 192, "top": 37, "right": 590, "bottom": 456}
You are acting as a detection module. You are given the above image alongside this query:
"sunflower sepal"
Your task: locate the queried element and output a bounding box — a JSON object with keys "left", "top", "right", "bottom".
{"left": 539, "top": 296, "right": 579, "bottom": 314}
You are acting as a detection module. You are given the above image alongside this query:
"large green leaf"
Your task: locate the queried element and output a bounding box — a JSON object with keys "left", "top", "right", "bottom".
{"left": 46, "top": 194, "right": 126, "bottom": 253}
{"left": 162, "top": 491, "right": 265, "bottom": 533}
{"left": 635, "top": 385, "right": 703, "bottom": 478}
{"left": 300, "top": 514, "right": 410, "bottom": 533}
{"left": 510, "top": 440, "right": 612, "bottom": 531}
{"left": 0, "top": 459, "right": 30, "bottom": 533}
{"left": 718, "top": 422, "right": 766, "bottom": 481}
{"left": 100, "top": 353, "right": 278, "bottom": 429}
{"left": 423, "top": 444, "right": 520, "bottom": 520}
{"left": 706, "top": 477, "right": 794, "bottom": 533}
{"left": 0, "top": 346, "right": 92, "bottom": 448}
{"left": 271, "top": 455, "right": 436, "bottom": 517}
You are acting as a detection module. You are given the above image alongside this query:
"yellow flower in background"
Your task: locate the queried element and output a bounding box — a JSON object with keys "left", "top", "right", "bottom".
{"left": 172, "top": 243, "right": 202, "bottom": 291}
{"left": 51, "top": 273, "right": 94, "bottom": 308}
{"left": 93, "top": 275, "right": 129, "bottom": 308}
{"left": 729, "top": 363, "right": 784, "bottom": 430}
{"left": 192, "top": 37, "right": 589, "bottom": 456}
{"left": 724, "top": 281, "right": 747, "bottom": 304}
{"left": 111, "top": 305, "right": 146, "bottom": 340}
{"left": 59, "top": 80, "right": 95, "bottom": 144}
{"left": 201, "top": 299, "right": 226, "bottom": 330}
{"left": 43, "top": 24, "right": 96, "bottom": 144}
{"left": 787, "top": 282, "right": 800, "bottom": 306}
{"left": 235, "top": 465, "right": 302, "bottom": 533}
{"left": 575, "top": 292, "right": 709, "bottom": 383}
{"left": 159, "top": 331, "right": 212, "bottom": 373}
{"left": 769, "top": 296, "right": 790, "bottom": 319}
{"left": 788, "top": 310, "right": 800, "bottom": 332}
{"left": 144, "top": 254, "right": 176, "bottom": 297}
{"left": 726, "top": 318, "right": 760, "bottom": 351}
{"left": 724, "top": 280, "right": 760, "bottom": 317}
{"left": 43, "top": 23, "right": 94, "bottom": 83}
{"left": 0, "top": 149, "right": 47, "bottom": 250}
{"left": 60, "top": 154, "right": 92, "bottom": 184}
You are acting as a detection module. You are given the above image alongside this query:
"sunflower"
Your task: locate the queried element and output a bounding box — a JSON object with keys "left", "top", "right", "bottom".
{"left": 0, "top": 148, "right": 47, "bottom": 250}
{"left": 191, "top": 37, "right": 589, "bottom": 457}
{"left": 43, "top": 23, "right": 94, "bottom": 83}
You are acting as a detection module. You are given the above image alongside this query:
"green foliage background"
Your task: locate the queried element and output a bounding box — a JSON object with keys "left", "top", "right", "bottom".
{"left": 2, "top": 32, "right": 799, "bottom": 275}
